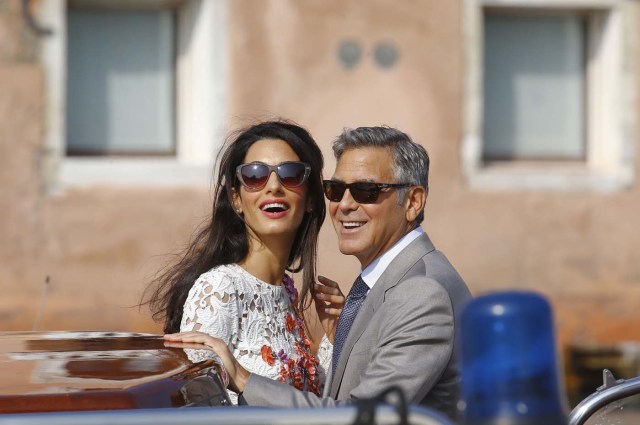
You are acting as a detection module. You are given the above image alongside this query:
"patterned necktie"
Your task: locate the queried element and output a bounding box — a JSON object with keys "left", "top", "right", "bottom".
{"left": 332, "top": 275, "right": 369, "bottom": 379}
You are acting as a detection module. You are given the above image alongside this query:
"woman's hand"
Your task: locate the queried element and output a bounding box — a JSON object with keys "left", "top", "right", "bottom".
{"left": 313, "top": 275, "right": 345, "bottom": 343}
{"left": 164, "top": 331, "right": 250, "bottom": 394}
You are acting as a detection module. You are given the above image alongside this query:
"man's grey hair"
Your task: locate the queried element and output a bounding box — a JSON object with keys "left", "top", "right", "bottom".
{"left": 332, "top": 126, "right": 429, "bottom": 223}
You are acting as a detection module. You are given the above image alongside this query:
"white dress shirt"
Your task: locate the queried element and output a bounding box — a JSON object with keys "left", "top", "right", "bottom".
{"left": 360, "top": 226, "right": 424, "bottom": 290}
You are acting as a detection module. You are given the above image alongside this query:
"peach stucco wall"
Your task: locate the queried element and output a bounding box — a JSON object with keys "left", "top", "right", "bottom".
{"left": 1, "top": 0, "right": 640, "bottom": 388}
{"left": 225, "top": 0, "right": 640, "bottom": 350}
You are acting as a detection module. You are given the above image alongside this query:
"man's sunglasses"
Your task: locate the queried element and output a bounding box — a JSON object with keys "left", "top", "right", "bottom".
{"left": 236, "top": 161, "right": 311, "bottom": 191}
{"left": 322, "top": 180, "right": 411, "bottom": 204}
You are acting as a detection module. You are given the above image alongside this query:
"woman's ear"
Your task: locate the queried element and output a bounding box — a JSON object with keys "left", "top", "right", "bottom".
{"left": 306, "top": 197, "right": 313, "bottom": 213}
{"left": 231, "top": 187, "right": 242, "bottom": 214}
{"left": 405, "top": 186, "right": 426, "bottom": 223}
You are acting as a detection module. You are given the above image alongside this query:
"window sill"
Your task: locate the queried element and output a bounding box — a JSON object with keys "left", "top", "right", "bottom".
{"left": 56, "top": 157, "right": 212, "bottom": 189}
{"left": 465, "top": 162, "right": 634, "bottom": 192}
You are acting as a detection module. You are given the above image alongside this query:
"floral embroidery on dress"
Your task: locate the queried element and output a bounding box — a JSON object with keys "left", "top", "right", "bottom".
{"left": 181, "top": 264, "right": 328, "bottom": 403}
{"left": 260, "top": 274, "right": 321, "bottom": 394}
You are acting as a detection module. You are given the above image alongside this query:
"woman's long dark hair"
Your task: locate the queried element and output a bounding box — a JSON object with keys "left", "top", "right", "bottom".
{"left": 144, "top": 120, "right": 325, "bottom": 333}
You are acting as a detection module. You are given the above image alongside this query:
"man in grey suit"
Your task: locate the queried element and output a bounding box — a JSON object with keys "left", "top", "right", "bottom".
{"left": 167, "top": 126, "right": 472, "bottom": 419}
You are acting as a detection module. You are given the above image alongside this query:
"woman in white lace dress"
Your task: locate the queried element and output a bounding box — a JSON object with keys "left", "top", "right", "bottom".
{"left": 146, "top": 121, "right": 343, "bottom": 403}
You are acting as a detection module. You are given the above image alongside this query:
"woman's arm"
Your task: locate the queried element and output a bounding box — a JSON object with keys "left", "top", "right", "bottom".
{"left": 164, "top": 331, "right": 251, "bottom": 394}
{"left": 179, "top": 269, "right": 241, "bottom": 364}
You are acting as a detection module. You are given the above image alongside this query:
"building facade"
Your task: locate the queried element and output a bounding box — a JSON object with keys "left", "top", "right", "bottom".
{"left": 1, "top": 0, "right": 640, "bottom": 391}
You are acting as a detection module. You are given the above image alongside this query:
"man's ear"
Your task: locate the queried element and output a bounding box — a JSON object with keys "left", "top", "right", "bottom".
{"left": 231, "top": 188, "right": 242, "bottom": 214}
{"left": 405, "top": 186, "right": 426, "bottom": 223}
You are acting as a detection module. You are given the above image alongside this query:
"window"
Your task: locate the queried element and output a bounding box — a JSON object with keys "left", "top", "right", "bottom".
{"left": 484, "top": 11, "right": 586, "bottom": 161}
{"left": 38, "top": 0, "right": 228, "bottom": 190}
{"left": 462, "top": 0, "right": 636, "bottom": 191}
{"left": 67, "top": 9, "right": 176, "bottom": 156}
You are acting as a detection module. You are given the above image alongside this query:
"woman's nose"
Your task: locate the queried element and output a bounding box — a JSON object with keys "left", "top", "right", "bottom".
{"left": 264, "top": 170, "right": 283, "bottom": 192}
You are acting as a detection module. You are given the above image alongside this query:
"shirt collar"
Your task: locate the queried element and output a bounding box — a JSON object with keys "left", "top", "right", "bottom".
{"left": 360, "top": 227, "right": 424, "bottom": 289}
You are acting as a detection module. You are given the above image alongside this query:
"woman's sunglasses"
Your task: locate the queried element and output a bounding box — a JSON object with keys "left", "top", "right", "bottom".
{"left": 236, "top": 161, "right": 311, "bottom": 191}
{"left": 323, "top": 180, "right": 411, "bottom": 204}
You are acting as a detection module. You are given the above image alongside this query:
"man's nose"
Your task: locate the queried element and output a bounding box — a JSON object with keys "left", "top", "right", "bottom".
{"left": 338, "top": 188, "right": 358, "bottom": 210}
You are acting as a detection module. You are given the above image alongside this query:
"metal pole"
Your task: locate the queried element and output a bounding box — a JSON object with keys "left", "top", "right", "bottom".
{"left": 568, "top": 370, "right": 640, "bottom": 425}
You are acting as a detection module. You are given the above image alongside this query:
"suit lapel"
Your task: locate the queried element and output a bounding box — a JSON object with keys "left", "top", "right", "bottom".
{"left": 329, "top": 233, "right": 436, "bottom": 397}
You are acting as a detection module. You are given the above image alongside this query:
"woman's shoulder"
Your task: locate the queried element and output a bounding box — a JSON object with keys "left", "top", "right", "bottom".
{"left": 197, "top": 263, "right": 241, "bottom": 279}
{"left": 191, "top": 264, "right": 280, "bottom": 299}
{"left": 191, "top": 264, "right": 244, "bottom": 293}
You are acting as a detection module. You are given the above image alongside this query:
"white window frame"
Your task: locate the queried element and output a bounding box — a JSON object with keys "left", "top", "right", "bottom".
{"left": 38, "top": 0, "right": 228, "bottom": 191}
{"left": 462, "top": 0, "right": 637, "bottom": 191}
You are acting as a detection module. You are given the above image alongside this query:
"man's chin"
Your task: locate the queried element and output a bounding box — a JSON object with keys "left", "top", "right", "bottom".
{"left": 337, "top": 241, "right": 364, "bottom": 258}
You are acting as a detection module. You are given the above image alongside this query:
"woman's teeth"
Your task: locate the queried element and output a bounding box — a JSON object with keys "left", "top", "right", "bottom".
{"left": 261, "top": 203, "right": 288, "bottom": 212}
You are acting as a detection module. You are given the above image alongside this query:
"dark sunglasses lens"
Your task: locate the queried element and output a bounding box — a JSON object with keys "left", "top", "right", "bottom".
{"left": 277, "top": 163, "right": 307, "bottom": 187}
{"left": 350, "top": 183, "right": 379, "bottom": 203}
{"left": 323, "top": 181, "right": 380, "bottom": 203}
{"left": 240, "top": 164, "right": 269, "bottom": 189}
{"left": 323, "top": 181, "right": 345, "bottom": 202}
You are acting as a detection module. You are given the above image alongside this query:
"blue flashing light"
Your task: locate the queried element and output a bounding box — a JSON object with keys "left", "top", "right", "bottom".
{"left": 459, "top": 291, "right": 568, "bottom": 425}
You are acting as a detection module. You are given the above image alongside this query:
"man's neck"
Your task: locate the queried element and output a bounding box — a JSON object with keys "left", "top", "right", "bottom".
{"left": 360, "top": 227, "right": 423, "bottom": 288}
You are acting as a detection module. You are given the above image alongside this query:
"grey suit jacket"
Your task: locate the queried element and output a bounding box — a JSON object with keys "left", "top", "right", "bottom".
{"left": 241, "top": 233, "right": 472, "bottom": 419}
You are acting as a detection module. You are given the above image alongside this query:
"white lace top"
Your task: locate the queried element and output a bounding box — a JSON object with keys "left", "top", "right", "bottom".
{"left": 181, "top": 264, "right": 332, "bottom": 403}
